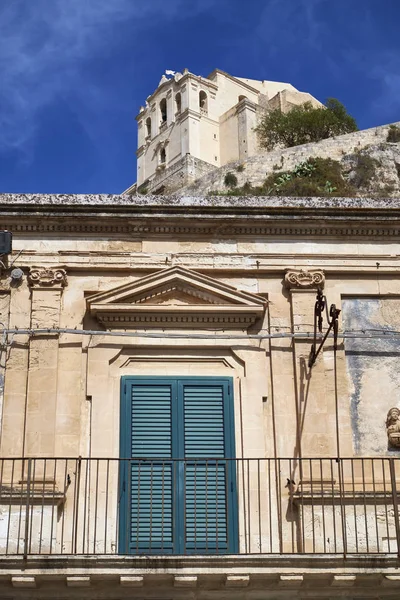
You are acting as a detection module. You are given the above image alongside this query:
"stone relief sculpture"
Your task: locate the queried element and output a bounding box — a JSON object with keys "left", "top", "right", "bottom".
{"left": 28, "top": 268, "right": 67, "bottom": 288}
{"left": 386, "top": 408, "right": 400, "bottom": 448}
{"left": 284, "top": 269, "right": 325, "bottom": 290}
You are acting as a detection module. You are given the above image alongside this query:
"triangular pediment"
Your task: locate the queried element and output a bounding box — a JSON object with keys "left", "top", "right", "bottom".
{"left": 87, "top": 266, "right": 266, "bottom": 329}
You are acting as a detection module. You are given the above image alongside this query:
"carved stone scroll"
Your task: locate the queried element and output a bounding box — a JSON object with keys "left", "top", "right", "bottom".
{"left": 28, "top": 268, "right": 67, "bottom": 289}
{"left": 284, "top": 269, "right": 325, "bottom": 290}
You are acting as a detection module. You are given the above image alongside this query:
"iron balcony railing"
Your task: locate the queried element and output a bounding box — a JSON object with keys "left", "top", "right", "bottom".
{"left": 0, "top": 457, "right": 400, "bottom": 557}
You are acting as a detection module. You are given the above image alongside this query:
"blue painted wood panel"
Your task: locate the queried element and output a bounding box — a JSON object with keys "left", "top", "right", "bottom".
{"left": 119, "top": 377, "right": 238, "bottom": 554}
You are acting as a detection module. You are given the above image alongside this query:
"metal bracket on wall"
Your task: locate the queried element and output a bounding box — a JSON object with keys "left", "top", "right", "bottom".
{"left": 308, "top": 288, "right": 341, "bottom": 369}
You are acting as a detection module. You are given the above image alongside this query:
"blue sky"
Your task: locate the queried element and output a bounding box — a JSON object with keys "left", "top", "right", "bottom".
{"left": 0, "top": 0, "right": 399, "bottom": 194}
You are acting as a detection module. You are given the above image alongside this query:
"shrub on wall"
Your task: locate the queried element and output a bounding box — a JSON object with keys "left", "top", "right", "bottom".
{"left": 255, "top": 98, "right": 358, "bottom": 150}
{"left": 218, "top": 158, "right": 355, "bottom": 197}
{"left": 224, "top": 172, "right": 238, "bottom": 187}
{"left": 387, "top": 125, "right": 400, "bottom": 143}
{"left": 263, "top": 158, "right": 354, "bottom": 197}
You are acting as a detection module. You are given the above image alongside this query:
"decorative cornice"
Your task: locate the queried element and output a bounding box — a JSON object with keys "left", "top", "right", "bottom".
{"left": 97, "top": 312, "right": 259, "bottom": 328}
{"left": 2, "top": 221, "right": 400, "bottom": 238}
{"left": 28, "top": 268, "right": 67, "bottom": 289}
{"left": 0, "top": 194, "right": 400, "bottom": 238}
{"left": 87, "top": 266, "right": 266, "bottom": 330}
{"left": 284, "top": 269, "right": 325, "bottom": 290}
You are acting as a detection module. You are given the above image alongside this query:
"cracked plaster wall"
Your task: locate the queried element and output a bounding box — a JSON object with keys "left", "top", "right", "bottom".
{"left": 343, "top": 298, "right": 400, "bottom": 455}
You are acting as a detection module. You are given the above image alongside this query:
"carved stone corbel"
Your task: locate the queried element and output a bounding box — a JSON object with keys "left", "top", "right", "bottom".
{"left": 28, "top": 268, "right": 67, "bottom": 289}
{"left": 284, "top": 269, "right": 325, "bottom": 290}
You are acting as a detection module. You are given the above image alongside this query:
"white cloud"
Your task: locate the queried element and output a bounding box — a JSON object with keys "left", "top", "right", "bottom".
{"left": 0, "top": 0, "right": 211, "bottom": 154}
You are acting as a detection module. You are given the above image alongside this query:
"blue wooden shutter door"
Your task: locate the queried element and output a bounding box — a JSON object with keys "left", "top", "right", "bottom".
{"left": 120, "top": 377, "right": 237, "bottom": 554}
{"left": 181, "top": 382, "right": 231, "bottom": 553}
{"left": 127, "top": 381, "right": 175, "bottom": 553}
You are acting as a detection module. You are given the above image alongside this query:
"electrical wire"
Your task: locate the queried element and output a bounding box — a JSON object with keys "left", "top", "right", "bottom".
{"left": 0, "top": 327, "right": 400, "bottom": 342}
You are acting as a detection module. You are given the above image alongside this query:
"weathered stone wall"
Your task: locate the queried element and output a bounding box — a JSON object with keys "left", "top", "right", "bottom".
{"left": 145, "top": 154, "right": 216, "bottom": 193}
{"left": 181, "top": 121, "right": 400, "bottom": 196}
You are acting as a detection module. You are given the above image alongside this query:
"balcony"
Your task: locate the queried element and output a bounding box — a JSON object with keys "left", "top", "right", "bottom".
{"left": 0, "top": 457, "right": 400, "bottom": 558}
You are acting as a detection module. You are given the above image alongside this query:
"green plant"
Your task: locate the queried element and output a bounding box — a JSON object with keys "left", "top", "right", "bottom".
{"left": 138, "top": 187, "right": 148, "bottom": 195}
{"left": 224, "top": 172, "right": 238, "bottom": 187}
{"left": 272, "top": 163, "right": 280, "bottom": 170}
{"left": 236, "top": 164, "right": 245, "bottom": 172}
{"left": 324, "top": 180, "right": 337, "bottom": 194}
{"left": 255, "top": 98, "right": 358, "bottom": 150}
{"left": 292, "top": 160, "right": 316, "bottom": 177}
{"left": 213, "top": 157, "right": 360, "bottom": 198}
{"left": 275, "top": 173, "right": 292, "bottom": 187}
{"left": 263, "top": 157, "right": 354, "bottom": 197}
{"left": 387, "top": 125, "right": 400, "bottom": 143}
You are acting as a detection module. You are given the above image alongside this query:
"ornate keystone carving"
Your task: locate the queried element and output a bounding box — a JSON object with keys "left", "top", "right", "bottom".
{"left": 387, "top": 408, "right": 400, "bottom": 448}
{"left": 28, "top": 268, "right": 67, "bottom": 288}
{"left": 284, "top": 269, "right": 325, "bottom": 290}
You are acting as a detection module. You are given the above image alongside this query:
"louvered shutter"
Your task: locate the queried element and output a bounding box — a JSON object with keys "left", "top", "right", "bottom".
{"left": 181, "top": 382, "right": 231, "bottom": 553}
{"left": 128, "top": 383, "right": 175, "bottom": 553}
{"left": 120, "top": 377, "right": 237, "bottom": 555}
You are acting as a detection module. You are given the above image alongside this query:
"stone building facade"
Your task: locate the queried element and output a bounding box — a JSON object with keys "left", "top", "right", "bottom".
{"left": 0, "top": 193, "right": 400, "bottom": 599}
{"left": 127, "top": 69, "right": 321, "bottom": 194}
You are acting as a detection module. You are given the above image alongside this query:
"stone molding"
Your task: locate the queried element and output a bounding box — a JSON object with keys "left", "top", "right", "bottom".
{"left": 98, "top": 312, "right": 259, "bottom": 328}
{"left": 6, "top": 562, "right": 400, "bottom": 593}
{"left": 284, "top": 269, "right": 325, "bottom": 290}
{"left": 28, "top": 268, "right": 67, "bottom": 289}
{"left": 87, "top": 265, "right": 266, "bottom": 329}
{"left": 2, "top": 220, "right": 400, "bottom": 238}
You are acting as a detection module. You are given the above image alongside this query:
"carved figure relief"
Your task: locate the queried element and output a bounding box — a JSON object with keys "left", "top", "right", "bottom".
{"left": 284, "top": 269, "right": 325, "bottom": 290}
{"left": 386, "top": 408, "right": 400, "bottom": 448}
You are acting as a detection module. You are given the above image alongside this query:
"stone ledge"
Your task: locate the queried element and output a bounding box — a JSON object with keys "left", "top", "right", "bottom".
{"left": 382, "top": 575, "right": 400, "bottom": 586}
{"left": 331, "top": 574, "right": 356, "bottom": 587}
{"left": 278, "top": 575, "right": 303, "bottom": 588}
{"left": 11, "top": 576, "right": 36, "bottom": 588}
{"left": 0, "top": 193, "right": 399, "bottom": 211}
{"left": 0, "top": 568, "right": 399, "bottom": 593}
{"left": 225, "top": 575, "right": 250, "bottom": 587}
{"left": 120, "top": 575, "right": 144, "bottom": 587}
{"left": 1, "top": 554, "right": 400, "bottom": 582}
{"left": 174, "top": 575, "right": 197, "bottom": 587}
{"left": 66, "top": 576, "right": 91, "bottom": 587}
